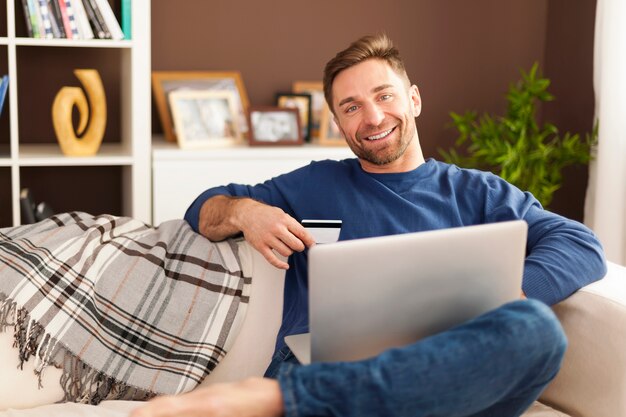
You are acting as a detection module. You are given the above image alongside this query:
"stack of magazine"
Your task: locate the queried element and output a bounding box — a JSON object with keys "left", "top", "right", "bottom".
{"left": 20, "top": 0, "right": 129, "bottom": 40}
{"left": 0, "top": 75, "right": 8, "bottom": 118}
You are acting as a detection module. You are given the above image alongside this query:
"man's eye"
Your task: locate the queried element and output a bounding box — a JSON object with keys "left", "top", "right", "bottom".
{"left": 346, "top": 105, "right": 358, "bottom": 113}
{"left": 380, "top": 94, "right": 392, "bottom": 101}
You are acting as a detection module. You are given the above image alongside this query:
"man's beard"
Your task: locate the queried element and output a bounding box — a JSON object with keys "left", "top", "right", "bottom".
{"left": 348, "top": 120, "right": 414, "bottom": 166}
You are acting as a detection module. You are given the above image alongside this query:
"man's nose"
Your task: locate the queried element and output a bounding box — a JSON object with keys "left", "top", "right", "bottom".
{"left": 363, "top": 104, "right": 385, "bottom": 127}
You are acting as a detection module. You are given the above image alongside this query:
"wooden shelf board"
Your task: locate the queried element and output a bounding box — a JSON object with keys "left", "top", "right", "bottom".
{"left": 14, "top": 38, "right": 132, "bottom": 49}
{"left": 18, "top": 143, "right": 133, "bottom": 166}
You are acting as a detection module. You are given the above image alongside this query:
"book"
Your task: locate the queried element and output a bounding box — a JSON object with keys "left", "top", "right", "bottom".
{"left": 81, "top": 0, "right": 106, "bottom": 39}
{"left": 57, "top": 0, "right": 73, "bottom": 39}
{"left": 121, "top": 0, "right": 130, "bottom": 40}
{"left": 38, "top": 0, "right": 56, "bottom": 38}
{"left": 44, "top": 0, "right": 63, "bottom": 38}
{"left": 27, "top": 0, "right": 41, "bottom": 38}
{"left": 31, "top": 0, "right": 44, "bottom": 38}
{"left": 47, "top": 0, "right": 66, "bottom": 38}
{"left": 87, "top": 0, "right": 111, "bottom": 39}
{"left": 19, "top": 0, "right": 34, "bottom": 37}
{"left": 94, "top": 0, "right": 124, "bottom": 40}
{"left": 71, "top": 0, "right": 95, "bottom": 39}
{"left": 0, "top": 75, "right": 8, "bottom": 117}
{"left": 63, "top": 0, "right": 81, "bottom": 39}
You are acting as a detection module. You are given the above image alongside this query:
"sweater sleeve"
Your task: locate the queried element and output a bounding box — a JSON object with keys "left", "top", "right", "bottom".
{"left": 183, "top": 164, "right": 312, "bottom": 233}
{"left": 483, "top": 174, "right": 606, "bottom": 305}
{"left": 521, "top": 206, "right": 606, "bottom": 305}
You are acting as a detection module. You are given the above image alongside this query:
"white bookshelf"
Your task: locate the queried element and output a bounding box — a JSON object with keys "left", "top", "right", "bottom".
{"left": 1, "top": 0, "right": 151, "bottom": 226}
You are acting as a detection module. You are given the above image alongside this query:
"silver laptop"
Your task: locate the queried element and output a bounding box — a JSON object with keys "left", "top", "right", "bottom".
{"left": 285, "top": 220, "right": 528, "bottom": 364}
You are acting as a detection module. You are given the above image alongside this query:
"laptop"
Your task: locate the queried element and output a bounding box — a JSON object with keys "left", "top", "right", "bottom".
{"left": 285, "top": 220, "right": 528, "bottom": 364}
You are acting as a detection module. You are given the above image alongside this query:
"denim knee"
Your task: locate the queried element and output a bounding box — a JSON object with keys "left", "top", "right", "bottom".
{"left": 504, "top": 299, "right": 568, "bottom": 378}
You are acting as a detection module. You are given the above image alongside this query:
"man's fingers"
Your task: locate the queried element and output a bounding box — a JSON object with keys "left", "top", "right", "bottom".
{"left": 287, "top": 221, "right": 316, "bottom": 249}
{"left": 260, "top": 246, "right": 289, "bottom": 270}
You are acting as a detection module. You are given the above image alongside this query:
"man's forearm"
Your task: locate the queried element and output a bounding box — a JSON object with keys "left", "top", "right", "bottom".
{"left": 198, "top": 195, "right": 255, "bottom": 241}
{"left": 197, "top": 194, "right": 314, "bottom": 269}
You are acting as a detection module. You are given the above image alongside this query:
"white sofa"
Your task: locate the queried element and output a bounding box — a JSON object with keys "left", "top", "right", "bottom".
{"left": 1, "top": 241, "right": 625, "bottom": 417}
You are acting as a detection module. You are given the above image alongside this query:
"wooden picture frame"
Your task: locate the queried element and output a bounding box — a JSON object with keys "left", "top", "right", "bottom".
{"left": 319, "top": 105, "right": 346, "bottom": 146}
{"left": 247, "top": 106, "right": 303, "bottom": 147}
{"left": 152, "top": 71, "right": 250, "bottom": 142}
{"left": 292, "top": 81, "right": 326, "bottom": 141}
{"left": 168, "top": 90, "right": 241, "bottom": 149}
{"left": 276, "top": 92, "right": 312, "bottom": 142}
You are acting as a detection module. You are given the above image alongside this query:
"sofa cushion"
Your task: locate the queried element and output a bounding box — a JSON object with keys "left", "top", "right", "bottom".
{"left": 539, "top": 261, "right": 626, "bottom": 417}
{"left": 522, "top": 401, "right": 571, "bottom": 417}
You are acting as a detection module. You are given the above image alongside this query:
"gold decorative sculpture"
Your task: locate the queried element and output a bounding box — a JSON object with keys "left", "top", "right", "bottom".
{"left": 52, "top": 69, "right": 107, "bottom": 156}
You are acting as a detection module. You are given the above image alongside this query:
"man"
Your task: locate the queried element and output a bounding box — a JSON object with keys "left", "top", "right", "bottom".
{"left": 133, "top": 34, "right": 605, "bottom": 417}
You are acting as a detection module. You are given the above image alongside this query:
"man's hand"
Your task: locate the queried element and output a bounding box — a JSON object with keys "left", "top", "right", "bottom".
{"left": 234, "top": 199, "right": 315, "bottom": 269}
{"left": 130, "top": 377, "right": 284, "bottom": 417}
{"left": 199, "top": 196, "right": 315, "bottom": 269}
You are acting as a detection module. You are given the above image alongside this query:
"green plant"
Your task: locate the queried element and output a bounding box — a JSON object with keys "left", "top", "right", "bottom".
{"left": 439, "top": 63, "right": 597, "bottom": 208}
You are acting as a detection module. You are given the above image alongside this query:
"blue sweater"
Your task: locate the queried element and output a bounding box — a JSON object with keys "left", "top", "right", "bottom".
{"left": 185, "top": 158, "right": 606, "bottom": 352}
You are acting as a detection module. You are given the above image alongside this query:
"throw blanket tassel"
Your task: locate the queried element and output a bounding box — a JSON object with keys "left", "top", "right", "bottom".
{"left": 0, "top": 300, "right": 154, "bottom": 404}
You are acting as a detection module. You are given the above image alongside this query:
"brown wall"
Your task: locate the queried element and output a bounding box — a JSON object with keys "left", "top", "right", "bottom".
{"left": 152, "top": 0, "right": 597, "bottom": 221}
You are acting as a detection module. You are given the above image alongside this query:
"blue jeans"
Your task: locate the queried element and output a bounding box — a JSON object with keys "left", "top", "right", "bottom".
{"left": 264, "top": 299, "right": 567, "bottom": 417}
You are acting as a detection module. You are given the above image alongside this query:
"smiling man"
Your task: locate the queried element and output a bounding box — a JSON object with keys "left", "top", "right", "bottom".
{"left": 132, "top": 34, "right": 605, "bottom": 417}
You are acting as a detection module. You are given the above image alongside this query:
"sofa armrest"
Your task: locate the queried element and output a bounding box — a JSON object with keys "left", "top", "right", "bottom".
{"left": 540, "top": 261, "right": 626, "bottom": 417}
{"left": 199, "top": 241, "right": 286, "bottom": 385}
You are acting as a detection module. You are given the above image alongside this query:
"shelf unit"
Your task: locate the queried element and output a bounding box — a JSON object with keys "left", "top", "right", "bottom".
{"left": 152, "top": 136, "right": 354, "bottom": 225}
{"left": 0, "top": 0, "right": 151, "bottom": 227}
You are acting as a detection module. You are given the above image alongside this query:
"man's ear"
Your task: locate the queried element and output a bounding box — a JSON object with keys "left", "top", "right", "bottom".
{"left": 409, "top": 85, "right": 422, "bottom": 118}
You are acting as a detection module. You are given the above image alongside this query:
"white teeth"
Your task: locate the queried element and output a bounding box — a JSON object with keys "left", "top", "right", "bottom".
{"left": 366, "top": 128, "right": 393, "bottom": 140}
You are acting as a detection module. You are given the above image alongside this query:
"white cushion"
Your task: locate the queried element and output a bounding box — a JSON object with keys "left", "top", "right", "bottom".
{"left": 199, "top": 240, "right": 286, "bottom": 384}
{"left": 539, "top": 261, "right": 626, "bottom": 417}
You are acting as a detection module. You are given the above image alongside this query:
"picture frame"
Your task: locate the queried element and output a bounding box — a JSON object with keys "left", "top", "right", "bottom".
{"left": 168, "top": 90, "right": 241, "bottom": 149}
{"left": 276, "top": 92, "right": 312, "bottom": 142}
{"left": 152, "top": 71, "right": 250, "bottom": 142}
{"left": 292, "top": 81, "right": 326, "bottom": 141}
{"left": 247, "top": 106, "right": 303, "bottom": 147}
{"left": 319, "top": 105, "right": 346, "bottom": 146}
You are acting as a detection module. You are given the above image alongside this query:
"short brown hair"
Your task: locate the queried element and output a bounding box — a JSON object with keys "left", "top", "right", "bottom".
{"left": 323, "top": 33, "right": 409, "bottom": 112}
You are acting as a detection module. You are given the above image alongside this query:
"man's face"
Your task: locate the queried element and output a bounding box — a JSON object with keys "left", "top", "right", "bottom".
{"left": 331, "top": 59, "right": 421, "bottom": 172}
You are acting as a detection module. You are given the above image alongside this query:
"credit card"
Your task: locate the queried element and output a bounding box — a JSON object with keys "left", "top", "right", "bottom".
{"left": 301, "top": 219, "right": 342, "bottom": 244}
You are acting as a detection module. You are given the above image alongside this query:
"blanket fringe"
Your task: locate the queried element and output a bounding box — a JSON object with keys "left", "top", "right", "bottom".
{"left": 0, "top": 296, "right": 155, "bottom": 405}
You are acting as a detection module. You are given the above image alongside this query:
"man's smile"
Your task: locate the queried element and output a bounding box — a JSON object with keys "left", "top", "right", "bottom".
{"left": 359, "top": 126, "right": 398, "bottom": 142}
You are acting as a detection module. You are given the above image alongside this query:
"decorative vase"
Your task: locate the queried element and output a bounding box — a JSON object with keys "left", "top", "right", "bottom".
{"left": 52, "top": 69, "right": 107, "bottom": 157}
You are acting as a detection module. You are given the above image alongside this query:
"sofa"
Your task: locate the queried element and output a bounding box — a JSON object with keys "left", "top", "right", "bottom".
{"left": 1, "top": 240, "right": 625, "bottom": 417}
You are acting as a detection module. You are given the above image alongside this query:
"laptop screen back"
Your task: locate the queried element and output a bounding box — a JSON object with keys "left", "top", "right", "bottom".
{"left": 307, "top": 221, "right": 527, "bottom": 363}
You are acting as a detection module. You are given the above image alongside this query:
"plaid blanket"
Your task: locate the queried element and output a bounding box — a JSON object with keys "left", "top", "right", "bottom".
{"left": 0, "top": 212, "right": 250, "bottom": 404}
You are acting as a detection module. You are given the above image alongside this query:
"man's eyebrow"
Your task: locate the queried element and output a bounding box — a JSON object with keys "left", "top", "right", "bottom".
{"left": 372, "top": 84, "right": 394, "bottom": 93}
{"left": 337, "top": 84, "right": 395, "bottom": 108}
{"left": 338, "top": 96, "right": 356, "bottom": 108}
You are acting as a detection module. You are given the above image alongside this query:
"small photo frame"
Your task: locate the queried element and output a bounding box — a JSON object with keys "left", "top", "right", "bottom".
{"left": 152, "top": 71, "right": 250, "bottom": 142}
{"left": 292, "top": 81, "right": 325, "bottom": 141}
{"left": 168, "top": 90, "right": 241, "bottom": 149}
{"left": 276, "top": 92, "right": 312, "bottom": 142}
{"left": 248, "top": 106, "right": 303, "bottom": 146}
{"left": 319, "top": 106, "right": 346, "bottom": 146}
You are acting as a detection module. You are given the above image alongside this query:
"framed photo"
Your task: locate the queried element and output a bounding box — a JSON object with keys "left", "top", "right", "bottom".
{"left": 276, "top": 92, "right": 312, "bottom": 142}
{"left": 152, "top": 71, "right": 250, "bottom": 142}
{"left": 319, "top": 105, "right": 346, "bottom": 146}
{"left": 247, "top": 106, "right": 303, "bottom": 146}
{"left": 292, "top": 81, "right": 326, "bottom": 141}
{"left": 168, "top": 90, "right": 241, "bottom": 149}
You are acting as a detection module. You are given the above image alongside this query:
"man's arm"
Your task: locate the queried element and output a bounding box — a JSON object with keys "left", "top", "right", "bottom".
{"left": 522, "top": 206, "right": 606, "bottom": 304}
{"left": 198, "top": 195, "right": 315, "bottom": 270}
